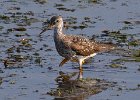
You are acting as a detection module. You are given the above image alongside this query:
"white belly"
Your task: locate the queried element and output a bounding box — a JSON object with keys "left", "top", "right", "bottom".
{"left": 72, "top": 53, "right": 97, "bottom": 62}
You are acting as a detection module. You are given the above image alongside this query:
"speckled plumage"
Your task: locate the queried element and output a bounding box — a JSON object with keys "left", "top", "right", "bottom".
{"left": 40, "top": 16, "right": 116, "bottom": 71}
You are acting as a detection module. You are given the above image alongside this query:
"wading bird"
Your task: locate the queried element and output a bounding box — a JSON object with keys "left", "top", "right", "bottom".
{"left": 40, "top": 16, "right": 116, "bottom": 75}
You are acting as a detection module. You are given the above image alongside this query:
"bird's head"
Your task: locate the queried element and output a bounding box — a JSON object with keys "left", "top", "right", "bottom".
{"left": 40, "top": 16, "right": 63, "bottom": 34}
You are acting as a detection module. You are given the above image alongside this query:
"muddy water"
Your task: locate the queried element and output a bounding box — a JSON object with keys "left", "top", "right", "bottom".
{"left": 0, "top": 0, "right": 140, "bottom": 100}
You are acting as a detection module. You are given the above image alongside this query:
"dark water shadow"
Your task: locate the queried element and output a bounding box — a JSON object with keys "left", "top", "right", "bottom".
{"left": 47, "top": 70, "right": 115, "bottom": 100}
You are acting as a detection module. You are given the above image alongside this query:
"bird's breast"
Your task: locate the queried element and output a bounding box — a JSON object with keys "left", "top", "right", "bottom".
{"left": 54, "top": 36, "right": 74, "bottom": 58}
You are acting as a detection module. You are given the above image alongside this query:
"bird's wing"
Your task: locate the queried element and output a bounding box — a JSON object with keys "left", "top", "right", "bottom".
{"left": 62, "top": 35, "right": 116, "bottom": 56}
{"left": 62, "top": 35, "right": 99, "bottom": 56}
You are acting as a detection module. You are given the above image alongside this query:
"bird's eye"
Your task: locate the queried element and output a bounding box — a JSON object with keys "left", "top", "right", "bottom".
{"left": 56, "top": 20, "right": 59, "bottom": 23}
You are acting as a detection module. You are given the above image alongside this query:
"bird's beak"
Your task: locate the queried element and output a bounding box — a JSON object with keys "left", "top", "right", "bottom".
{"left": 39, "top": 22, "right": 54, "bottom": 35}
{"left": 39, "top": 28, "right": 48, "bottom": 35}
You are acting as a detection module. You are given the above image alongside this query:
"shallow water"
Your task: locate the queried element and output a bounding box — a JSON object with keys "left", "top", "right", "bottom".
{"left": 0, "top": 0, "right": 140, "bottom": 100}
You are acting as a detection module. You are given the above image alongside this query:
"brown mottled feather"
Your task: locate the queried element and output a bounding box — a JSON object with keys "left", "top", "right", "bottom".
{"left": 61, "top": 34, "right": 116, "bottom": 56}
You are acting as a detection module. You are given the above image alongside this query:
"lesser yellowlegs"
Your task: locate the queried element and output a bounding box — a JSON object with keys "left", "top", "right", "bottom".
{"left": 40, "top": 16, "right": 116, "bottom": 73}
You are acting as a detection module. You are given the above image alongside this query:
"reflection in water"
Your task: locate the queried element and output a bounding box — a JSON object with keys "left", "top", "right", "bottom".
{"left": 34, "top": 0, "right": 47, "bottom": 4}
{"left": 0, "top": 77, "right": 2, "bottom": 86}
{"left": 47, "top": 71, "right": 114, "bottom": 100}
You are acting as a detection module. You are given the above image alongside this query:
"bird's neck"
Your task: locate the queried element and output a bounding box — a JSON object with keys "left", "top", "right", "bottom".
{"left": 54, "top": 26, "right": 64, "bottom": 36}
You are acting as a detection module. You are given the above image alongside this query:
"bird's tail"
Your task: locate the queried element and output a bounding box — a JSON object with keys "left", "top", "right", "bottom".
{"left": 97, "top": 43, "right": 117, "bottom": 52}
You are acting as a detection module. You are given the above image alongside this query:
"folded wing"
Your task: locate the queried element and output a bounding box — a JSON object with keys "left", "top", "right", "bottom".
{"left": 62, "top": 35, "right": 116, "bottom": 56}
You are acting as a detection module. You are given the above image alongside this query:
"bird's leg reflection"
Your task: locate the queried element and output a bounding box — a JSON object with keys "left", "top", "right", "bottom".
{"left": 48, "top": 70, "right": 113, "bottom": 100}
{"left": 55, "top": 70, "right": 84, "bottom": 83}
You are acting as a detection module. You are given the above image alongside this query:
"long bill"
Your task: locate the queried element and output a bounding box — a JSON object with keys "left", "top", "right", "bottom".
{"left": 39, "top": 24, "right": 53, "bottom": 35}
{"left": 39, "top": 28, "right": 48, "bottom": 35}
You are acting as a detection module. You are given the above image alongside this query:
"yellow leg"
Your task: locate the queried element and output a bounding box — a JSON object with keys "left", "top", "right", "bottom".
{"left": 79, "top": 66, "right": 83, "bottom": 72}
{"left": 78, "top": 69, "right": 83, "bottom": 79}
{"left": 78, "top": 60, "right": 83, "bottom": 79}
{"left": 82, "top": 60, "right": 85, "bottom": 65}
{"left": 79, "top": 59, "right": 83, "bottom": 72}
{"left": 59, "top": 58, "right": 70, "bottom": 67}
{"left": 77, "top": 60, "right": 85, "bottom": 79}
